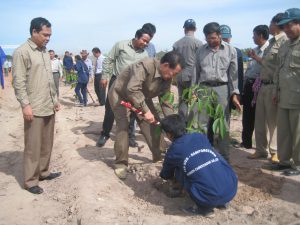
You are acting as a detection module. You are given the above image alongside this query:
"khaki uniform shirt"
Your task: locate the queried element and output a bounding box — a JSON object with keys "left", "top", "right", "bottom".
{"left": 102, "top": 39, "right": 148, "bottom": 80}
{"left": 276, "top": 36, "right": 300, "bottom": 109}
{"left": 245, "top": 41, "right": 269, "bottom": 79}
{"left": 260, "top": 32, "right": 288, "bottom": 82}
{"left": 12, "top": 39, "right": 58, "bottom": 116}
{"left": 173, "top": 34, "right": 203, "bottom": 82}
{"left": 109, "top": 58, "right": 173, "bottom": 116}
{"left": 195, "top": 41, "right": 239, "bottom": 95}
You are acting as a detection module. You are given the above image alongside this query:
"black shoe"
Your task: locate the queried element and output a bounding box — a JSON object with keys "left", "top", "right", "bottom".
{"left": 96, "top": 134, "right": 109, "bottom": 147}
{"left": 39, "top": 172, "right": 62, "bottom": 181}
{"left": 182, "top": 206, "right": 215, "bottom": 217}
{"left": 266, "top": 164, "right": 292, "bottom": 171}
{"left": 27, "top": 186, "right": 44, "bottom": 194}
{"left": 283, "top": 169, "right": 300, "bottom": 176}
{"left": 129, "top": 139, "right": 138, "bottom": 148}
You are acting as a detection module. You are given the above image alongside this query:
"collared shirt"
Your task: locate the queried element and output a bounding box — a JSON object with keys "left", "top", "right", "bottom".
{"left": 63, "top": 55, "right": 73, "bottom": 70}
{"left": 173, "top": 34, "right": 203, "bottom": 82}
{"left": 260, "top": 32, "right": 288, "bottom": 82}
{"left": 195, "top": 41, "right": 239, "bottom": 95}
{"left": 275, "top": 36, "right": 300, "bottom": 109}
{"left": 51, "top": 58, "right": 63, "bottom": 77}
{"left": 108, "top": 58, "right": 173, "bottom": 116}
{"left": 145, "top": 42, "right": 156, "bottom": 58}
{"left": 102, "top": 39, "right": 148, "bottom": 80}
{"left": 244, "top": 41, "right": 269, "bottom": 79}
{"left": 94, "top": 54, "right": 105, "bottom": 74}
{"left": 83, "top": 58, "right": 93, "bottom": 76}
{"left": 12, "top": 38, "right": 58, "bottom": 116}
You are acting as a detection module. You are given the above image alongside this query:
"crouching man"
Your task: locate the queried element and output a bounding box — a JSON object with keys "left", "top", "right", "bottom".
{"left": 160, "top": 114, "right": 238, "bottom": 217}
{"left": 108, "top": 51, "right": 184, "bottom": 179}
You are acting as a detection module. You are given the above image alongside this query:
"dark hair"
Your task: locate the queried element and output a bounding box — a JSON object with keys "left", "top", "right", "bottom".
{"left": 92, "top": 47, "right": 101, "bottom": 53}
{"left": 48, "top": 49, "right": 54, "bottom": 53}
{"left": 135, "top": 28, "right": 153, "bottom": 39}
{"left": 271, "top": 13, "right": 285, "bottom": 29}
{"left": 30, "top": 17, "right": 51, "bottom": 35}
{"left": 75, "top": 55, "right": 82, "bottom": 61}
{"left": 203, "top": 22, "right": 220, "bottom": 36}
{"left": 142, "top": 23, "right": 156, "bottom": 38}
{"left": 253, "top": 25, "right": 269, "bottom": 40}
{"left": 161, "top": 114, "right": 186, "bottom": 139}
{"left": 160, "top": 51, "right": 185, "bottom": 69}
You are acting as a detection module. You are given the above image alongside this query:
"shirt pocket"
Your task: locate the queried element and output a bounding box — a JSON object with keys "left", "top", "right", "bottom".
{"left": 290, "top": 50, "right": 300, "bottom": 69}
{"left": 289, "top": 89, "right": 300, "bottom": 106}
{"left": 218, "top": 57, "right": 229, "bottom": 70}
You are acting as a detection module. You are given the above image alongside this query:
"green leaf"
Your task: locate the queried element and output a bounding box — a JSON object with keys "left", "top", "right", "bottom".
{"left": 182, "top": 88, "right": 189, "bottom": 100}
{"left": 188, "top": 98, "right": 196, "bottom": 113}
{"left": 212, "top": 118, "right": 220, "bottom": 134}
{"left": 214, "top": 104, "right": 223, "bottom": 119}
{"left": 197, "top": 100, "right": 203, "bottom": 113}
{"left": 169, "top": 92, "right": 174, "bottom": 104}
{"left": 160, "top": 92, "right": 170, "bottom": 103}
{"left": 219, "top": 118, "right": 226, "bottom": 139}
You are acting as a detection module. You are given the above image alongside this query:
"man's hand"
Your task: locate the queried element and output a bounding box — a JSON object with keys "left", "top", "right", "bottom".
{"left": 22, "top": 105, "right": 34, "bottom": 121}
{"left": 100, "top": 79, "right": 108, "bottom": 89}
{"left": 54, "top": 103, "right": 61, "bottom": 112}
{"left": 232, "top": 94, "right": 242, "bottom": 112}
{"left": 144, "top": 111, "right": 155, "bottom": 123}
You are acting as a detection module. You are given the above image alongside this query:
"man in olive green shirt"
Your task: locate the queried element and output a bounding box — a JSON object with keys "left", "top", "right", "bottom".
{"left": 96, "top": 28, "right": 150, "bottom": 147}
{"left": 108, "top": 51, "right": 184, "bottom": 179}
{"left": 248, "top": 13, "right": 288, "bottom": 162}
{"left": 272, "top": 8, "right": 300, "bottom": 176}
{"left": 12, "top": 17, "right": 61, "bottom": 194}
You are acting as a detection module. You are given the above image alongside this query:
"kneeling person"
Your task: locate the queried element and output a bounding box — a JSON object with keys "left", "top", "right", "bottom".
{"left": 108, "top": 51, "right": 184, "bottom": 179}
{"left": 160, "top": 114, "right": 238, "bottom": 217}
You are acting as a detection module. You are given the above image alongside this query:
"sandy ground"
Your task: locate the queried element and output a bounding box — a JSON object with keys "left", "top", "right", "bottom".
{"left": 0, "top": 76, "right": 300, "bottom": 225}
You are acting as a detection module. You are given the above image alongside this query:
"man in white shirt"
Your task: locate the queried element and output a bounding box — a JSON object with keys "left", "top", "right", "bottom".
{"left": 49, "top": 50, "right": 63, "bottom": 97}
{"left": 92, "top": 47, "right": 106, "bottom": 106}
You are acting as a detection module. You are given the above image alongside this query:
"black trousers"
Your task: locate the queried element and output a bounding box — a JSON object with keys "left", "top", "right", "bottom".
{"left": 94, "top": 73, "right": 106, "bottom": 105}
{"left": 242, "top": 79, "right": 256, "bottom": 148}
{"left": 102, "top": 76, "right": 117, "bottom": 137}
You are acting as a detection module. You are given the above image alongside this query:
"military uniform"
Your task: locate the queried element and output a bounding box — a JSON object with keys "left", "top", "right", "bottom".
{"left": 173, "top": 34, "right": 202, "bottom": 120}
{"left": 255, "top": 32, "right": 288, "bottom": 156}
{"left": 275, "top": 36, "right": 300, "bottom": 169}
{"left": 108, "top": 58, "right": 173, "bottom": 166}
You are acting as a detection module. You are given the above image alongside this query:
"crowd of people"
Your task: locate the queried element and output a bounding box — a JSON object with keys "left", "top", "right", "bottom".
{"left": 9, "top": 7, "right": 300, "bottom": 217}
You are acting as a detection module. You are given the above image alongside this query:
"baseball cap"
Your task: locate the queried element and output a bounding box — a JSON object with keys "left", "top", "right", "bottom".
{"left": 278, "top": 8, "right": 300, "bottom": 25}
{"left": 220, "top": 25, "right": 232, "bottom": 39}
{"left": 183, "top": 19, "right": 196, "bottom": 29}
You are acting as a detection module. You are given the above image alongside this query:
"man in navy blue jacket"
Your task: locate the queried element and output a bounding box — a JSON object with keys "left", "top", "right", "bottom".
{"left": 160, "top": 114, "right": 238, "bottom": 217}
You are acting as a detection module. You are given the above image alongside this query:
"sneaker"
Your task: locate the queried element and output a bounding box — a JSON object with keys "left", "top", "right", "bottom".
{"left": 247, "top": 151, "right": 268, "bottom": 159}
{"left": 181, "top": 205, "right": 215, "bottom": 218}
{"left": 270, "top": 153, "right": 279, "bottom": 164}
{"left": 96, "top": 134, "right": 109, "bottom": 147}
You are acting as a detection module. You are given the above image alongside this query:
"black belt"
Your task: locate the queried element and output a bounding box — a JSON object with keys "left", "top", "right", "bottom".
{"left": 95, "top": 73, "right": 102, "bottom": 76}
{"left": 201, "top": 81, "right": 228, "bottom": 87}
{"left": 261, "top": 80, "right": 273, "bottom": 85}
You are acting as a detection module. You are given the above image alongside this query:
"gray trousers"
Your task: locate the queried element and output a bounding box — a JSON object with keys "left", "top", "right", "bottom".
{"left": 24, "top": 115, "right": 55, "bottom": 188}
{"left": 53, "top": 72, "right": 60, "bottom": 97}
{"left": 277, "top": 107, "right": 300, "bottom": 169}
{"left": 254, "top": 85, "right": 277, "bottom": 155}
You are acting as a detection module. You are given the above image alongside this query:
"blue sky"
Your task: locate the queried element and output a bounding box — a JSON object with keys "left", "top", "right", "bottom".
{"left": 0, "top": 0, "right": 298, "bottom": 56}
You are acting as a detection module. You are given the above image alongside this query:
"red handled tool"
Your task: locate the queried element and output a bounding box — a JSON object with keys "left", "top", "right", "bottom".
{"left": 120, "top": 101, "right": 160, "bottom": 125}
